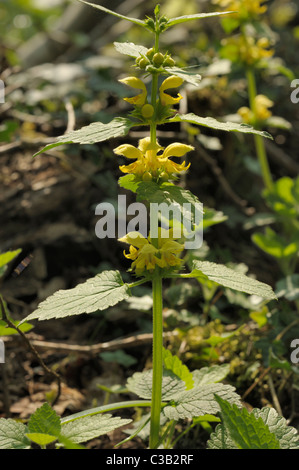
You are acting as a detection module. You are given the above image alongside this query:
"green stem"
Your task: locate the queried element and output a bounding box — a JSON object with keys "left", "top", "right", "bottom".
{"left": 149, "top": 272, "right": 164, "bottom": 449}
{"left": 246, "top": 67, "right": 273, "bottom": 191}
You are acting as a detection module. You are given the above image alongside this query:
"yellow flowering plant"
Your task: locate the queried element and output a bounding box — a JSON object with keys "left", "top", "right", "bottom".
{"left": 13, "top": 1, "right": 285, "bottom": 451}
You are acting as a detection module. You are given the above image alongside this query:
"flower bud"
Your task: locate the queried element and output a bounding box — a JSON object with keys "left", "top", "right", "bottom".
{"left": 141, "top": 104, "right": 154, "bottom": 119}
{"left": 153, "top": 52, "right": 165, "bottom": 67}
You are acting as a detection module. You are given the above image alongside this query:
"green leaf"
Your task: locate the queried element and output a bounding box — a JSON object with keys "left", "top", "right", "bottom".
{"left": 114, "top": 41, "right": 149, "bottom": 58}
{"left": 0, "top": 419, "right": 31, "bottom": 449}
{"left": 0, "top": 249, "right": 22, "bottom": 277}
{"left": 251, "top": 407, "right": 299, "bottom": 449}
{"left": 252, "top": 227, "right": 299, "bottom": 260}
{"left": 275, "top": 275, "right": 299, "bottom": 301}
{"left": 186, "top": 260, "right": 277, "bottom": 299}
{"left": 27, "top": 403, "right": 61, "bottom": 437}
{"left": 192, "top": 364, "right": 230, "bottom": 387}
{"left": 78, "top": 0, "right": 147, "bottom": 28}
{"left": 136, "top": 181, "right": 203, "bottom": 226}
{"left": 163, "top": 383, "right": 241, "bottom": 420}
{"left": 0, "top": 249, "right": 21, "bottom": 270}
{"left": 33, "top": 117, "right": 138, "bottom": 157}
{"left": 210, "top": 396, "right": 282, "bottom": 449}
{"left": 0, "top": 319, "right": 33, "bottom": 336}
{"left": 169, "top": 113, "right": 273, "bottom": 139}
{"left": 20, "top": 270, "right": 131, "bottom": 323}
{"left": 163, "top": 348, "right": 194, "bottom": 390}
{"left": 127, "top": 369, "right": 186, "bottom": 400}
{"left": 165, "top": 11, "right": 234, "bottom": 28}
{"left": 26, "top": 433, "right": 57, "bottom": 446}
{"left": 202, "top": 208, "right": 227, "bottom": 230}
{"left": 163, "top": 67, "right": 202, "bottom": 86}
{"left": 61, "top": 414, "right": 132, "bottom": 444}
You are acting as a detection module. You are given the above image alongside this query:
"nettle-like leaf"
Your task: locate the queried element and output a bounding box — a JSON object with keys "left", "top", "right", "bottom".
{"left": 163, "top": 348, "right": 194, "bottom": 390}
{"left": 61, "top": 414, "right": 132, "bottom": 444}
{"left": 169, "top": 113, "right": 273, "bottom": 139}
{"left": 33, "top": 117, "right": 138, "bottom": 157}
{"left": 114, "top": 41, "right": 149, "bottom": 58}
{"left": 162, "top": 383, "right": 241, "bottom": 421}
{"left": 136, "top": 181, "right": 203, "bottom": 226}
{"left": 26, "top": 402, "right": 61, "bottom": 446}
{"left": 127, "top": 363, "right": 240, "bottom": 421}
{"left": 21, "top": 270, "right": 131, "bottom": 323}
{"left": 0, "top": 419, "right": 31, "bottom": 449}
{"left": 192, "top": 364, "right": 230, "bottom": 387}
{"left": 208, "top": 397, "right": 299, "bottom": 449}
{"left": 185, "top": 260, "right": 277, "bottom": 300}
{"left": 127, "top": 369, "right": 186, "bottom": 401}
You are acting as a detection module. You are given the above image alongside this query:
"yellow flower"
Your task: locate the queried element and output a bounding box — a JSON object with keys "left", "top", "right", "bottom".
{"left": 119, "top": 76, "right": 147, "bottom": 106}
{"left": 114, "top": 137, "right": 193, "bottom": 180}
{"left": 212, "top": 0, "right": 268, "bottom": 19}
{"left": 221, "top": 35, "right": 273, "bottom": 66}
{"left": 119, "top": 228, "right": 184, "bottom": 276}
{"left": 238, "top": 94, "right": 273, "bottom": 124}
{"left": 159, "top": 76, "right": 184, "bottom": 106}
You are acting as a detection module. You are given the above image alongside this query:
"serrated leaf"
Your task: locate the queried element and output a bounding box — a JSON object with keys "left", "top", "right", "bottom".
{"left": 26, "top": 433, "right": 57, "bottom": 446}
{"left": 33, "top": 117, "right": 138, "bottom": 157}
{"left": 0, "top": 419, "right": 31, "bottom": 449}
{"left": 163, "top": 348, "right": 194, "bottom": 390}
{"left": 163, "top": 67, "right": 202, "bottom": 86}
{"left": 127, "top": 369, "right": 186, "bottom": 400}
{"left": 165, "top": 11, "right": 234, "bottom": 28}
{"left": 114, "top": 41, "right": 149, "bottom": 58}
{"left": 186, "top": 260, "right": 277, "bottom": 299}
{"left": 61, "top": 414, "right": 131, "bottom": 444}
{"left": 169, "top": 113, "right": 273, "bottom": 139}
{"left": 212, "top": 396, "right": 281, "bottom": 449}
{"left": 192, "top": 364, "right": 230, "bottom": 387}
{"left": 136, "top": 181, "right": 203, "bottom": 226}
{"left": 28, "top": 403, "right": 61, "bottom": 437}
{"left": 20, "top": 270, "right": 131, "bottom": 323}
{"left": 252, "top": 407, "right": 299, "bottom": 449}
{"left": 78, "top": 0, "right": 146, "bottom": 28}
{"left": 208, "top": 405, "right": 299, "bottom": 449}
{"left": 163, "top": 383, "right": 241, "bottom": 421}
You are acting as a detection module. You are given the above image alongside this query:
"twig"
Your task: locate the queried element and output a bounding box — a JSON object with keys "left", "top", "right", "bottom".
{"left": 64, "top": 100, "right": 76, "bottom": 133}
{"left": 12, "top": 331, "right": 175, "bottom": 357}
{"left": 242, "top": 366, "right": 271, "bottom": 400}
{"left": 0, "top": 295, "right": 61, "bottom": 406}
{"left": 267, "top": 373, "right": 283, "bottom": 415}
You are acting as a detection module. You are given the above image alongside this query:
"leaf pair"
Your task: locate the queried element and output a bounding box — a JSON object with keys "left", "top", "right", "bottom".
{"left": 0, "top": 402, "right": 131, "bottom": 449}
{"left": 209, "top": 397, "right": 299, "bottom": 449}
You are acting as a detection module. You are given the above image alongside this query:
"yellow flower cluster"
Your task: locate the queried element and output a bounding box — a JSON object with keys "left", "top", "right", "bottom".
{"left": 212, "top": 0, "right": 268, "bottom": 19}
{"left": 119, "top": 229, "right": 184, "bottom": 276}
{"left": 221, "top": 35, "right": 273, "bottom": 66}
{"left": 119, "top": 75, "right": 183, "bottom": 119}
{"left": 114, "top": 137, "right": 193, "bottom": 180}
{"left": 238, "top": 94, "right": 273, "bottom": 124}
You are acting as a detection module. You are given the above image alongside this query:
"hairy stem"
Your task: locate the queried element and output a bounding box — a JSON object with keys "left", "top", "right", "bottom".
{"left": 149, "top": 273, "right": 163, "bottom": 449}
{"left": 246, "top": 67, "right": 273, "bottom": 191}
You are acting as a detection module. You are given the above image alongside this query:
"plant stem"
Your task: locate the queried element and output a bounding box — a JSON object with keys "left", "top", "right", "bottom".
{"left": 149, "top": 272, "right": 163, "bottom": 449}
{"left": 246, "top": 67, "right": 273, "bottom": 191}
